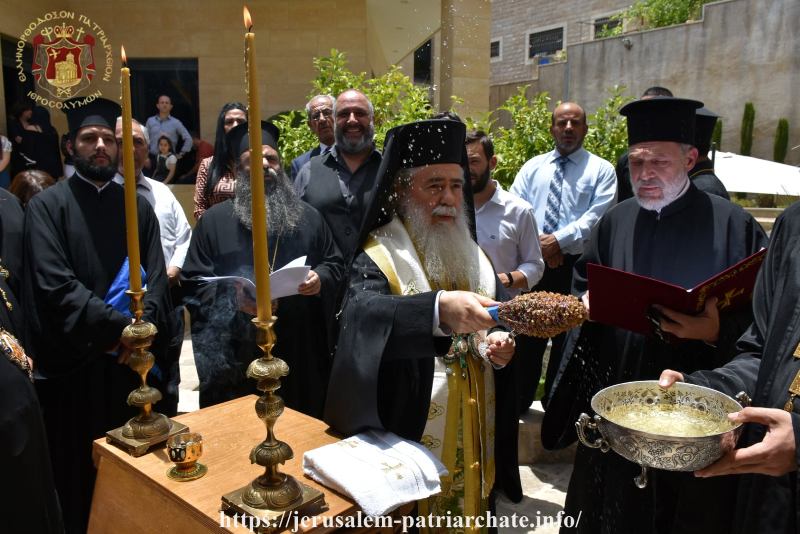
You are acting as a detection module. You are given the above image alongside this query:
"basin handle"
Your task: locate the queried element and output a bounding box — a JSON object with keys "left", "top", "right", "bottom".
{"left": 576, "top": 413, "right": 610, "bottom": 452}
{"left": 634, "top": 465, "right": 649, "bottom": 489}
{"left": 735, "top": 391, "right": 752, "bottom": 408}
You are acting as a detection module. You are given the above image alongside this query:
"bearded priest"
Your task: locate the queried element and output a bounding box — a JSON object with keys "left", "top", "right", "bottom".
{"left": 324, "top": 119, "right": 521, "bottom": 528}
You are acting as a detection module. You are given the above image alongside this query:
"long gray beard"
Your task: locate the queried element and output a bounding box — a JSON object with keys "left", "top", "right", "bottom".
{"left": 400, "top": 200, "right": 480, "bottom": 292}
{"left": 233, "top": 167, "right": 304, "bottom": 234}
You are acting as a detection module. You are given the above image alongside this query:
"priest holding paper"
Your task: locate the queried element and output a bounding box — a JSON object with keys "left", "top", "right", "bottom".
{"left": 182, "top": 121, "right": 343, "bottom": 416}
{"left": 542, "top": 97, "right": 768, "bottom": 533}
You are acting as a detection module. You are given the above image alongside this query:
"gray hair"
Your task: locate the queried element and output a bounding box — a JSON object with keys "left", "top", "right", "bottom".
{"left": 115, "top": 116, "right": 150, "bottom": 145}
{"left": 305, "top": 94, "right": 334, "bottom": 117}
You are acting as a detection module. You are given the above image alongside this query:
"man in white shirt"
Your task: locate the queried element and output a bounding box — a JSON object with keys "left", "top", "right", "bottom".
{"left": 469, "top": 130, "right": 544, "bottom": 296}
{"left": 468, "top": 129, "right": 544, "bottom": 502}
{"left": 114, "top": 116, "right": 192, "bottom": 413}
{"left": 510, "top": 102, "right": 617, "bottom": 413}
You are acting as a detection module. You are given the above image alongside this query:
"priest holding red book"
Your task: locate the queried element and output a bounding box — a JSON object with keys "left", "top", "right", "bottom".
{"left": 542, "top": 97, "right": 768, "bottom": 534}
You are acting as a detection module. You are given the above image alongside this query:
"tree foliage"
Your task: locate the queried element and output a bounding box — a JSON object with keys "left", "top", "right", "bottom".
{"left": 584, "top": 85, "right": 634, "bottom": 167}
{"left": 597, "top": 0, "right": 713, "bottom": 38}
{"left": 490, "top": 87, "right": 552, "bottom": 188}
{"left": 740, "top": 102, "right": 755, "bottom": 156}
{"left": 711, "top": 118, "right": 722, "bottom": 151}
{"left": 273, "top": 50, "right": 431, "bottom": 166}
{"left": 774, "top": 118, "right": 789, "bottom": 163}
{"left": 274, "top": 50, "right": 635, "bottom": 190}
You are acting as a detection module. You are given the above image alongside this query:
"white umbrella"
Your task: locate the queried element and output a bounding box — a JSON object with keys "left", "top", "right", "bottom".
{"left": 713, "top": 151, "right": 800, "bottom": 195}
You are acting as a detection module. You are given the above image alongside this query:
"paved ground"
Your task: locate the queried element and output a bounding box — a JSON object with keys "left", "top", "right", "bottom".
{"left": 177, "top": 334, "right": 571, "bottom": 533}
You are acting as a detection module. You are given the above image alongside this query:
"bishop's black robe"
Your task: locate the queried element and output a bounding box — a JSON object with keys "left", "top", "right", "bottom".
{"left": 324, "top": 250, "right": 522, "bottom": 502}
{"left": 0, "top": 187, "right": 24, "bottom": 295}
{"left": 542, "top": 184, "right": 768, "bottom": 534}
{"left": 686, "top": 200, "right": 800, "bottom": 534}
{"left": 181, "top": 199, "right": 343, "bottom": 418}
{"left": 23, "top": 176, "right": 171, "bottom": 534}
{"left": 0, "top": 254, "right": 63, "bottom": 533}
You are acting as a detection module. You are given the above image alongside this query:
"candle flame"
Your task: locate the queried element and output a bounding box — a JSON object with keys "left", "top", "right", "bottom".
{"left": 121, "top": 45, "right": 127, "bottom": 66}
{"left": 243, "top": 6, "right": 253, "bottom": 31}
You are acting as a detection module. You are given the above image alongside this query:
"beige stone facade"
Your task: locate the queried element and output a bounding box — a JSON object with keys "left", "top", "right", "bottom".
{"left": 1, "top": 0, "right": 494, "bottom": 140}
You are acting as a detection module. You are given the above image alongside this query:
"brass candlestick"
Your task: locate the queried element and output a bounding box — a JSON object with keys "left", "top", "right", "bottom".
{"left": 107, "top": 289, "right": 188, "bottom": 456}
{"left": 221, "top": 316, "right": 326, "bottom": 532}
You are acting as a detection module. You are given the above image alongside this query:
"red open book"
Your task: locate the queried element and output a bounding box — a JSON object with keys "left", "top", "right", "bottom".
{"left": 587, "top": 248, "right": 766, "bottom": 336}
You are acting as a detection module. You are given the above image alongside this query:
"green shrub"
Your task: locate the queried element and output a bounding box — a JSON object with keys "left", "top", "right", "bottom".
{"left": 597, "top": 0, "right": 713, "bottom": 38}
{"left": 774, "top": 118, "right": 789, "bottom": 163}
{"left": 740, "top": 102, "right": 755, "bottom": 156}
{"left": 489, "top": 87, "right": 553, "bottom": 188}
{"left": 584, "top": 85, "right": 634, "bottom": 166}
{"left": 274, "top": 50, "right": 636, "bottom": 192}
{"left": 274, "top": 49, "right": 431, "bottom": 166}
{"left": 711, "top": 119, "right": 722, "bottom": 151}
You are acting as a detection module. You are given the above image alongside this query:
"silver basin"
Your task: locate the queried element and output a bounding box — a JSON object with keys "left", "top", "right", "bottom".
{"left": 576, "top": 380, "right": 750, "bottom": 488}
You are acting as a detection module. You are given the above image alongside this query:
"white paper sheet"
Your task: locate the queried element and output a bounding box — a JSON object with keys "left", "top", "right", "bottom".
{"left": 197, "top": 255, "right": 309, "bottom": 299}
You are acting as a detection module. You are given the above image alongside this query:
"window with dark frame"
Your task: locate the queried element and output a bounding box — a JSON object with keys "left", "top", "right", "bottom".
{"left": 490, "top": 39, "right": 500, "bottom": 58}
{"left": 594, "top": 16, "right": 622, "bottom": 38}
{"left": 528, "top": 28, "right": 563, "bottom": 58}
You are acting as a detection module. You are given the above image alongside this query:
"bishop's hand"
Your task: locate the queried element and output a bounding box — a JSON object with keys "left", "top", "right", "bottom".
{"left": 439, "top": 291, "right": 498, "bottom": 334}
{"left": 485, "top": 331, "right": 515, "bottom": 366}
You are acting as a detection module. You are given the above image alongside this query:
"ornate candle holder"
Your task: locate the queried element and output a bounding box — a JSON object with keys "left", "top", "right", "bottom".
{"left": 221, "top": 316, "right": 327, "bottom": 531}
{"left": 107, "top": 289, "right": 188, "bottom": 456}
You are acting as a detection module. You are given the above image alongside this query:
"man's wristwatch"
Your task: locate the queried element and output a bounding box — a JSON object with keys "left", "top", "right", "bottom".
{"left": 504, "top": 272, "right": 513, "bottom": 288}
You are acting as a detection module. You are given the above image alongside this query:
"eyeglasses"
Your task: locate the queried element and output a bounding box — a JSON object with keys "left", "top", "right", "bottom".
{"left": 310, "top": 108, "right": 333, "bottom": 121}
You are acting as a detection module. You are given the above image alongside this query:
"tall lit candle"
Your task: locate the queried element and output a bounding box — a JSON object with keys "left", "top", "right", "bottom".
{"left": 120, "top": 46, "right": 142, "bottom": 292}
{"left": 243, "top": 6, "right": 271, "bottom": 322}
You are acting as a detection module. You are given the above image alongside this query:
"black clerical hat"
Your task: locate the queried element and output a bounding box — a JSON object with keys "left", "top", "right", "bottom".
{"left": 227, "top": 120, "right": 280, "bottom": 159}
{"left": 694, "top": 107, "right": 719, "bottom": 154}
{"left": 620, "top": 97, "right": 703, "bottom": 145}
{"left": 62, "top": 97, "right": 120, "bottom": 135}
{"left": 356, "top": 119, "right": 475, "bottom": 255}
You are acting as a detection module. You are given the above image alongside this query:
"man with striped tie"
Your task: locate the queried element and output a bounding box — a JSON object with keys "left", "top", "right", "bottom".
{"left": 509, "top": 102, "right": 617, "bottom": 413}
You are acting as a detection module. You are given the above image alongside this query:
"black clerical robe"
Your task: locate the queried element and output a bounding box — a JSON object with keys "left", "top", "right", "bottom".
{"left": 689, "top": 160, "right": 730, "bottom": 200}
{"left": 0, "top": 187, "right": 24, "bottom": 295}
{"left": 0, "top": 260, "right": 62, "bottom": 533}
{"left": 182, "top": 199, "right": 343, "bottom": 418}
{"left": 324, "top": 249, "right": 521, "bottom": 502}
{"left": 543, "top": 184, "right": 768, "bottom": 534}
{"left": 23, "top": 175, "right": 171, "bottom": 534}
{"left": 686, "top": 201, "right": 800, "bottom": 534}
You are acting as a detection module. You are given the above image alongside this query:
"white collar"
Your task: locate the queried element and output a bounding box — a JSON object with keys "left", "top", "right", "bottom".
{"left": 75, "top": 171, "right": 113, "bottom": 192}
{"left": 113, "top": 172, "right": 152, "bottom": 191}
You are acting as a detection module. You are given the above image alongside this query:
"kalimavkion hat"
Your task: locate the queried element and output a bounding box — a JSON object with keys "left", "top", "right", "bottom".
{"left": 226, "top": 120, "right": 280, "bottom": 159}
{"left": 356, "top": 119, "right": 474, "bottom": 253}
{"left": 62, "top": 97, "right": 121, "bottom": 135}
{"left": 620, "top": 97, "right": 703, "bottom": 145}
{"left": 694, "top": 107, "right": 719, "bottom": 154}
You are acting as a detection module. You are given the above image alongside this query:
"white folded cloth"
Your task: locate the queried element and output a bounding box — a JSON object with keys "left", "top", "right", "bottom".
{"left": 302, "top": 429, "right": 448, "bottom": 517}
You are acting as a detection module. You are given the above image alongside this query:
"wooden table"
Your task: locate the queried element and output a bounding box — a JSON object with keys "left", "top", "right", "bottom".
{"left": 88, "top": 396, "right": 359, "bottom": 533}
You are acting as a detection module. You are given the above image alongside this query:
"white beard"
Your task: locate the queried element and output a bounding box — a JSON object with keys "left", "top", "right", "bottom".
{"left": 400, "top": 200, "right": 480, "bottom": 291}
{"left": 633, "top": 173, "right": 690, "bottom": 212}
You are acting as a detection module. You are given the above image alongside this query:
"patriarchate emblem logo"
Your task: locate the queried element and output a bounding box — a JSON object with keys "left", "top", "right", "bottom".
{"left": 17, "top": 11, "right": 113, "bottom": 109}
{"left": 32, "top": 23, "right": 96, "bottom": 99}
